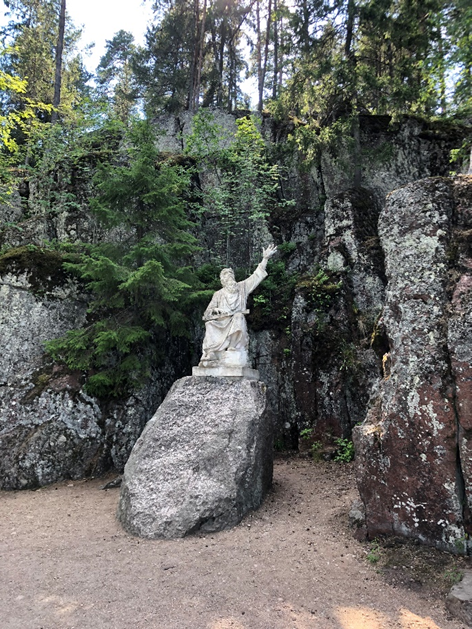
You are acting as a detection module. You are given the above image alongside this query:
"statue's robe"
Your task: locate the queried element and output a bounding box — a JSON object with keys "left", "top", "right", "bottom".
{"left": 202, "top": 264, "right": 267, "bottom": 357}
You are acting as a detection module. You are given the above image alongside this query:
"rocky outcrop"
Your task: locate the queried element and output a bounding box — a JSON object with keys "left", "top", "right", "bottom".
{"left": 250, "top": 186, "right": 386, "bottom": 447}
{"left": 0, "top": 248, "right": 189, "bottom": 489}
{"left": 0, "top": 112, "right": 469, "bottom": 489}
{"left": 250, "top": 115, "right": 466, "bottom": 448}
{"left": 354, "top": 176, "right": 472, "bottom": 552}
{"left": 118, "top": 376, "right": 272, "bottom": 538}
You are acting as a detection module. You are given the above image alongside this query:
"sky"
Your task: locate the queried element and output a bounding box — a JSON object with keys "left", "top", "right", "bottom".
{"left": 67, "top": 0, "right": 154, "bottom": 72}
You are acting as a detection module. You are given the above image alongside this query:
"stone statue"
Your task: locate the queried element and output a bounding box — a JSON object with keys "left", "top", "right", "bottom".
{"left": 196, "top": 244, "right": 277, "bottom": 373}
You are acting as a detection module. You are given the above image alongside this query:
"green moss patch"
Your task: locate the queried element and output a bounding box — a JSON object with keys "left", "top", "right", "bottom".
{"left": 0, "top": 245, "right": 72, "bottom": 295}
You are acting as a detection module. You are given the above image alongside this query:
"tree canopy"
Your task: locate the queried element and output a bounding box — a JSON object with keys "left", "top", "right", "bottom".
{"left": 1, "top": 0, "right": 471, "bottom": 127}
{"left": 0, "top": 0, "right": 470, "bottom": 397}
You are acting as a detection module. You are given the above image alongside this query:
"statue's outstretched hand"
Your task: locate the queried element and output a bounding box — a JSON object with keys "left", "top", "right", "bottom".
{"left": 262, "top": 244, "right": 277, "bottom": 260}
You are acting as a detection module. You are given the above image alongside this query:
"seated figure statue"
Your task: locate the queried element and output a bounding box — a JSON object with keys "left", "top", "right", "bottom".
{"left": 198, "top": 244, "right": 277, "bottom": 369}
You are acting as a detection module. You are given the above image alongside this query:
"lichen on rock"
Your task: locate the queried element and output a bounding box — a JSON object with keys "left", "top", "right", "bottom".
{"left": 354, "top": 175, "right": 472, "bottom": 552}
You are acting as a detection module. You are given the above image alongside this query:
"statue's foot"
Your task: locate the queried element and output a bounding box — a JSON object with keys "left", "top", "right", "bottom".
{"left": 199, "top": 351, "right": 219, "bottom": 367}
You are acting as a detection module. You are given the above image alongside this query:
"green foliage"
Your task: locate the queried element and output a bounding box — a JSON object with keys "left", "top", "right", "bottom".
{"left": 297, "top": 268, "right": 342, "bottom": 314}
{"left": 185, "top": 110, "right": 285, "bottom": 265}
{"left": 45, "top": 118, "right": 200, "bottom": 398}
{"left": 450, "top": 140, "right": 471, "bottom": 174}
{"left": 333, "top": 437, "right": 355, "bottom": 463}
{"left": 299, "top": 428, "right": 313, "bottom": 440}
{"left": 281, "top": 0, "right": 471, "bottom": 123}
{"left": 444, "top": 566, "right": 464, "bottom": 585}
{"left": 1, "top": 0, "right": 87, "bottom": 116}
{"left": 339, "top": 341, "right": 359, "bottom": 374}
{"left": 132, "top": 0, "right": 196, "bottom": 114}
{"left": 134, "top": 0, "right": 249, "bottom": 113}
{"left": 299, "top": 428, "right": 323, "bottom": 460}
{"left": 250, "top": 258, "right": 298, "bottom": 328}
{"left": 277, "top": 241, "right": 297, "bottom": 255}
{"left": 96, "top": 30, "right": 138, "bottom": 123}
{"left": 366, "top": 540, "right": 382, "bottom": 564}
{"left": 446, "top": 0, "right": 472, "bottom": 116}
{"left": 310, "top": 441, "right": 323, "bottom": 461}
{"left": 274, "top": 438, "right": 285, "bottom": 452}
{"left": 0, "top": 65, "right": 54, "bottom": 203}
{"left": 10, "top": 105, "right": 119, "bottom": 214}
{"left": 454, "top": 535, "right": 470, "bottom": 555}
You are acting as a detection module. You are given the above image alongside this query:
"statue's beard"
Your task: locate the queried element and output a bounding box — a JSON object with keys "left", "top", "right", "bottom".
{"left": 225, "top": 281, "right": 238, "bottom": 293}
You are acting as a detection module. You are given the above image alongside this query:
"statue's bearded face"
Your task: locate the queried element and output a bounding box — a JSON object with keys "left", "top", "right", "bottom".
{"left": 220, "top": 269, "right": 238, "bottom": 292}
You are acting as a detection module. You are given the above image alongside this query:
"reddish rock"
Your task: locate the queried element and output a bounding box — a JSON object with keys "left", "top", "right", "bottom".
{"left": 449, "top": 178, "right": 472, "bottom": 519}
{"left": 354, "top": 176, "right": 472, "bottom": 551}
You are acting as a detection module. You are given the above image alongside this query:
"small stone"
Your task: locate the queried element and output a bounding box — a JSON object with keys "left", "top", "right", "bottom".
{"left": 446, "top": 570, "right": 472, "bottom": 626}
{"left": 349, "top": 499, "right": 365, "bottom": 528}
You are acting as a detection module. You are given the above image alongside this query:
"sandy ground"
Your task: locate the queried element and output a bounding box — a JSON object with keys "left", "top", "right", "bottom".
{"left": 0, "top": 457, "right": 468, "bottom": 629}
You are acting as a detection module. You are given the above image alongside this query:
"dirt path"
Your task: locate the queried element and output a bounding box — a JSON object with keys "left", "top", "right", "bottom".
{"left": 1, "top": 458, "right": 468, "bottom": 629}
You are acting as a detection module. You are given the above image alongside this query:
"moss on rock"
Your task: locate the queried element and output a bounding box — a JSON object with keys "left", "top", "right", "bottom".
{"left": 0, "top": 245, "right": 72, "bottom": 294}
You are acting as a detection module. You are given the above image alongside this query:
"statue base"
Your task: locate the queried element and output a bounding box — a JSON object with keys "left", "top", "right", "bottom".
{"left": 117, "top": 376, "right": 272, "bottom": 538}
{"left": 192, "top": 365, "right": 259, "bottom": 380}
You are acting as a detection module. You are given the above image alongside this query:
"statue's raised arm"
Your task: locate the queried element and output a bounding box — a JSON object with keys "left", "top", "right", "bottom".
{"left": 196, "top": 245, "right": 277, "bottom": 374}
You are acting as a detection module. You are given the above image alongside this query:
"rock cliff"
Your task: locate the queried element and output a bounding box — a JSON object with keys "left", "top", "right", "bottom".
{"left": 354, "top": 175, "right": 472, "bottom": 552}
{"left": 0, "top": 249, "right": 188, "bottom": 489}
{"left": 0, "top": 111, "right": 470, "bottom": 513}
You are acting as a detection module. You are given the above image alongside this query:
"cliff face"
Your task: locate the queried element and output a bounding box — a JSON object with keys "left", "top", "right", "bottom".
{"left": 0, "top": 112, "right": 470, "bottom": 507}
{"left": 0, "top": 248, "right": 189, "bottom": 489}
{"left": 354, "top": 176, "right": 472, "bottom": 552}
{"left": 250, "top": 115, "right": 467, "bottom": 447}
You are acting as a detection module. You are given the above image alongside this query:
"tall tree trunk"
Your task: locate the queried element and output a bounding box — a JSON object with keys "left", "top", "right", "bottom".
{"left": 344, "top": 0, "right": 355, "bottom": 59}
{"left": 256, "top": 0, "right": 262, "bottom": 111}
{"left": 438, "top": 31, "right": 447, "bottom": 114}
{"left": 194, "top": 0, "right": 207, "bottom": 110}
{"left": 301, "top": 0, "right": 309, "bottom": 53}
{"left": 260, "top": 0, "right": 271, "bottom": 111}
{"left": 272, "top": 0, "right": 278, "bottom": 100}
{"left": 51, "top": 0, "right": 66, "bottom": 124}
{"left": 216, "top": 22, "right": 226, "bottom": 107}
{"left": 188, "top": 0, "right": 200, "bottom": 110}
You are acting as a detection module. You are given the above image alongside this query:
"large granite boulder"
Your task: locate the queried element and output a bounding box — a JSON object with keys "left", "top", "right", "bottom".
{"left": 354, "top": 176, "right": 472, "bottom": 552}
{"left": 117, "top": 376, "right": 272, "bottom": 538}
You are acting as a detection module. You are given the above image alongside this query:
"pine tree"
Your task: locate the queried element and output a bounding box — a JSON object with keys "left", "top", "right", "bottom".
{"left": 1, "top": 0, "right": 87, "bottom": 119}
{"left": 96, "top": 31, "right": 139, "bottom": 122}
{"left": 46, "top": 119, "right": 199, "bottom": 398}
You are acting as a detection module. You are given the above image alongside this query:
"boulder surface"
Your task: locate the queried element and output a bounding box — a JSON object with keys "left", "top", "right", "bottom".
{"left": 354, "top": 176, "right": 472, "bottom": 551}
{"left": 446, "top": 570, "right": 472, "bottom": 626}
{"left": 117, "top": 376, "right": 272, "bottom": 538}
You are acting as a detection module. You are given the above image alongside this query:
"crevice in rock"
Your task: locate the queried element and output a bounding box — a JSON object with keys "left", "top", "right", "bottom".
{"left": 452, "top": 390, "right": 472, "bottom": 548}
{"left": 175, "top": 116, "right": 185, "bottom": 152}
{"left": 448, "top": 179, "right": 472, "bottom": 549}
{"left": 447, "top": 310, "right": 472, "bottom": 545}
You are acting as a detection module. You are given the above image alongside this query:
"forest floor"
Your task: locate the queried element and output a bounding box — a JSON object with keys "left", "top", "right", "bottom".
{"left": 1, "top": 456, "right": 470, "bottom": 629}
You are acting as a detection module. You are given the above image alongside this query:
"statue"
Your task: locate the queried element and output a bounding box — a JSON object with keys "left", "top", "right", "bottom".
{"left": 197, "top": 244, "right": 277, "bottom": 371}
